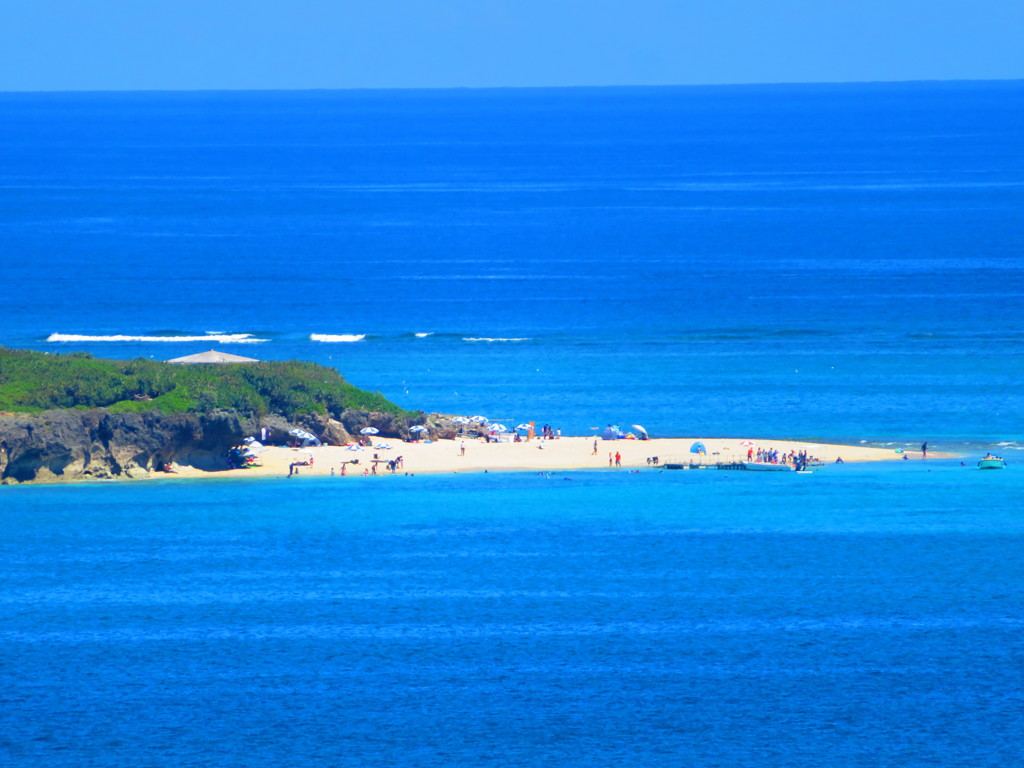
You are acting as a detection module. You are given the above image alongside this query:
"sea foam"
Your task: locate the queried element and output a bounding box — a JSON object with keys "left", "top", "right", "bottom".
{"left": 47, "top": 333, "right": 266, "bottom": 343}
{"left": 310, "top": 334, "right": 367, "bottom": 342}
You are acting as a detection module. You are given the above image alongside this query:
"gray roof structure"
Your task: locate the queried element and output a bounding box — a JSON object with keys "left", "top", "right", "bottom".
{"left": 166, "top": 350, "right": 260, "bottom": 364}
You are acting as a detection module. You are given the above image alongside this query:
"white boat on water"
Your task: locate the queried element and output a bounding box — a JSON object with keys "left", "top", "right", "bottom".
{"left": 978, "top": 454, "right": 1006, "bottom": 470}
{"left": 742, "top": 462, "right": 794, "bottom": 472}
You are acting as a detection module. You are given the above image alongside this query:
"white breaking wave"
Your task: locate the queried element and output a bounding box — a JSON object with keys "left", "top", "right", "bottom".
{"left": 463, "top": 337, "right": 530, "bottom": 342}
{"left": 310, "top": 333, "right": 367, "bottom": 342}
{"left": 414, "top": 332, "right": 433, "bottom": 338}
{"left": 47, "top": 333, "right": 267, "bottom": 343}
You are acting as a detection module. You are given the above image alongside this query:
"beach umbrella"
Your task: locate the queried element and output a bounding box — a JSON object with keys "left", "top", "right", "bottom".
{"left": 739, "top": 440, "right": 755, "bottom": 447}
{"left": 469, "top": 415, "right": 488, "bottom": 423}
{"left": 360, "top": 427, "right": 379, "bottom": 435}
{"left": 452, "top": 416, "right": 470, "bottom": 424}
{"left": 288, "top": 428, "right": 316, "bottom": 441}
{"left": 515, "top": 424, "right": 533, "bottom": 431}
{"left": 489, "top": 424, "right": 508, "bottom": 433}
{"left": 631, "top": 425, "right": 648, "bottom": 439}
{"left": 409, "top": 425, "right": 428, "bottom": 433}
{"left": 690, "top": 441, "right": 707, "bottom": 454}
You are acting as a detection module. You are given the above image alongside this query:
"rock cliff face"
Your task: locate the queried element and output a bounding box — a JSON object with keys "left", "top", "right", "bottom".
{"left": 0, "top": 408, "right": 424, "bottom": 484}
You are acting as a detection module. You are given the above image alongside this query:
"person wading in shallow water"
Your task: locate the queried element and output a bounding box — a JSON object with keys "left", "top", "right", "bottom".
{"left": 922, "top": 441, "right": 928, "bottom": 458}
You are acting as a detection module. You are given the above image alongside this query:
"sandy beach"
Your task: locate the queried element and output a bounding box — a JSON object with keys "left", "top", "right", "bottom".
{"left": 164, "top": 436, "right": 932, "bottom": 481}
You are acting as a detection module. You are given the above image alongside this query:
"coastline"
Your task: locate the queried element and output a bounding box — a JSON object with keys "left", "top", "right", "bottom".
{"left": 146, "top": 436, "right": 941, "bottom": 483}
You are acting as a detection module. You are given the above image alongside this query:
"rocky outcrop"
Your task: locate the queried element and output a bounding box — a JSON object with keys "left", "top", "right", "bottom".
{"left": 0, "top": 410, "right": 247, "bottom": 484}
{"left": 424, "top": 414, "right": 462, "bottom": 440}
{"left": 0, "top": 407, "right": 428, "bottom": 485}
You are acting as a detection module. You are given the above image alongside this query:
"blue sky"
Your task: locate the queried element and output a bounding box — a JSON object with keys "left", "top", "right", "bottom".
{"left": 2, "top": 0, "right": 1021, "bottom": 91}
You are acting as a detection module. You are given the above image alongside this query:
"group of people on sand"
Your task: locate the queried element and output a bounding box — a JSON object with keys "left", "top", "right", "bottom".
{"left": 226, "top": 444, "right": 258, "bottom": 469}
{"left": 748, "top": 447, "right": 819, "bottom": 469}
{"left": 287, "top": 454, "right": 313, "bottom": 476}
{"left": 606, "top": 452, "right": 660, "bottom": 469}
{"left": 322, "top": 456, "right": 405, "bottom": 477}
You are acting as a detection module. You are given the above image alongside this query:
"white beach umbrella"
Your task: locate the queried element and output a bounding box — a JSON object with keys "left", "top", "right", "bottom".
{"left": 515, "top": 424, "right": 533, "bottom": 431}
{"left": 489, "top": 424, "right": 508, "bottom": 433}
{"left": 469, "top": 415, "right": 488, "bottom": 423}
{"left": 452, "top": 416, "right": 471, "bottom": 424}
{"left": 631, "top": 425, "right": 648, "bottom": 438}
{"left": 409, "top": 425, "right": 428, "bottom": 433}
{"left": 739, "top": 440, "right": 755, "bottom": 447}
{"left": 360, "top": 427, "right": 380, "bottom": 435}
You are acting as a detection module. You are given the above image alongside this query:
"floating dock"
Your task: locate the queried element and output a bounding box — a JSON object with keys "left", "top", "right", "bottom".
{"left": 662, "top": 461, "right": 808, "bottom": 472}
{"left": 663, "top": 462, "right": 745, "bottom": 471}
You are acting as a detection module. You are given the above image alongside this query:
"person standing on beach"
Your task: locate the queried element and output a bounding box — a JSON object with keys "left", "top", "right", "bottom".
{"left": 614, "top": 451, "right": 621, "bottom": 467}
{"left": 460, "top": 442, "right": 466, "bottom": 456}
{"left": 922, "top": 442, "right": 928, "bottom": 458}
{"left": 608, "top": 453, "right": 613, "bottom": 467}
{"left": 592, "top": 439, "right": 598, "bottom": 455}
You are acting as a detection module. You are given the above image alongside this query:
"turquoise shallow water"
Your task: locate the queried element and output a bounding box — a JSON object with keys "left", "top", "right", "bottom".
{"left": 2, "top": 463, "right": 1022, "bottom": 766}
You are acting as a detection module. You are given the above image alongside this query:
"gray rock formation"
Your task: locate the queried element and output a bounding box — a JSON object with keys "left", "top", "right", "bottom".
{"left": 0, "top": 408, "right": 430, "bottom": 484}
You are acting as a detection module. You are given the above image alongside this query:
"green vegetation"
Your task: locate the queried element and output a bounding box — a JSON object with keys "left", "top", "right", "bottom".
{"left": 0, "top": 347, "right": 412, "bottom": 419}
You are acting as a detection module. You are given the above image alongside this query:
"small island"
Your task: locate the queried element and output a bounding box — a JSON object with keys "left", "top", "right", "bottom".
{"left": 0, "top": 347, "right": 917, "bottom": 485}
{"left": 0, "top": 346, "right": 427, "bottom": 483}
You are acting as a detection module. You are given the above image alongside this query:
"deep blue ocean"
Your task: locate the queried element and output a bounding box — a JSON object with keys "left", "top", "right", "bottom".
{"left": 2, "top": 82, "right": 1023, "bottom": 766}
{"left": 1, "top": 81, "right": 1022, "bottom": 445}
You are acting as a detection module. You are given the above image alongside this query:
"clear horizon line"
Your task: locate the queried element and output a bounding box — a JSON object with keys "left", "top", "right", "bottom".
{"left": 2, "top": 76, "right": 1022, "bottom": 96}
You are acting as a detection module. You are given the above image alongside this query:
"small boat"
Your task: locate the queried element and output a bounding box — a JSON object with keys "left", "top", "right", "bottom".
{"left": 742, "top": 462, "right": 794, "bottom": 472}
{"left": 978, "top": 454, "right": 1006, "bottom": 470}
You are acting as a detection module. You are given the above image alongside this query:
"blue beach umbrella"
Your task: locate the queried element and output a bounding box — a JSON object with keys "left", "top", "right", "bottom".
{"left": 409, "top": 425, "right": 428, "bottom": 433}
{"left": 288, "top": 428, "right": 321, "bottom": 447}
{"left": 690, "top": 441, "right": 707, "bottom": 455}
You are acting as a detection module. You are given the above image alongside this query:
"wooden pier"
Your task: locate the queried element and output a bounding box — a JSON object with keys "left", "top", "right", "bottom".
{"left": 663, "top": 461, "right": 745, "bottom": 471}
